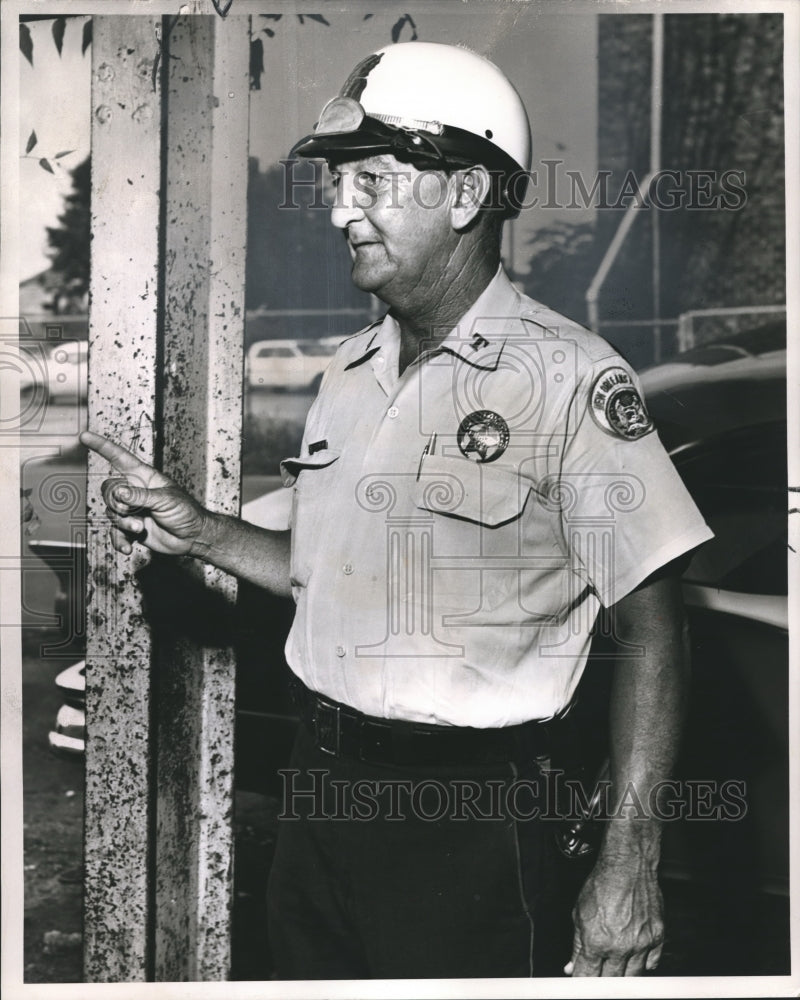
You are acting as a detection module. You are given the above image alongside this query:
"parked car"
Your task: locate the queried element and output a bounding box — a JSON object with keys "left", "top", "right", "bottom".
{"left": 640, "top": 322, "right": 788, "bottom": 894}
{"left": 19, "top": 339, "right": 88, "bottom": 404}
{"left": 569, "top": 321, "right": 788, "bottom": 893}
{"left": 45, "top": 323, "right": 789, "bottom": 895}
{"left": 245, "top": 336, "right": 340, "bottom": 392}
{"left": 17, "top": 335, "right": 338, "bottom": 402}
{"left": 48, "top": 658, "right": 86, "bottom": 756}
{"left": 43, "top": 485, "right": 295, "bottom": 764}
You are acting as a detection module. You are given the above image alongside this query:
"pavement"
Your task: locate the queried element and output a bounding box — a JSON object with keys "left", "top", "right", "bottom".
{"left": 21, "top": 646, "right": 85, "bottom": 984}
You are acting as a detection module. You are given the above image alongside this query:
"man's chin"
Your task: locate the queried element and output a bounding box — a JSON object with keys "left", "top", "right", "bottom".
{"left": 350, "top": 264, "right": 390, "bottom": 296}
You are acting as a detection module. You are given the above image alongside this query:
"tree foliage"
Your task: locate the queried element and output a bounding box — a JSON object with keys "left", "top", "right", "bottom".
{"left": 596, "top": 13, "right": 785, "bottom": 325}
{"left": 517, "top": 220, "right": 602, "bottom": 327}
{"left": 245, "top": 158, "right": 371, "bottom": 327}
{"left": 44, "top": 157, "right": 90, "bottom": 314}
{"left": 251, "top": 11, "right": 418, "bottom": 88}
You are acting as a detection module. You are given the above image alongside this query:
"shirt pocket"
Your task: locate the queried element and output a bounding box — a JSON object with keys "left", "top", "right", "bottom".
{"left": 414, "top": 453, "right": 530, "bottom": 527}
{"left": 281, "top": 449, "right": 341, "bottom": 589}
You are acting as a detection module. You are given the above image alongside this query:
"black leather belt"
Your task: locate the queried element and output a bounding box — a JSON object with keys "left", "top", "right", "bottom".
{"left": 289, "top": 676, "right": 553, "bottom": 767}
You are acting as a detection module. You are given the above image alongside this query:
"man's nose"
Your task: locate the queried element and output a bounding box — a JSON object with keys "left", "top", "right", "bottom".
{"left": 330, "top": 173, "right": 367, "bottom": 230}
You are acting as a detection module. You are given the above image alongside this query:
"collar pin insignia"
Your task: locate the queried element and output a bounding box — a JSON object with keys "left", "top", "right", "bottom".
{"left": 470, "top": 332, "right": 490, "bottom": 351}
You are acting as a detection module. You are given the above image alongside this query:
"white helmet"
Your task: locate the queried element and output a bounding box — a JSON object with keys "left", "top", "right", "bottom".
{"left": 293, "top": 42, "right": 532, "bottom": 213}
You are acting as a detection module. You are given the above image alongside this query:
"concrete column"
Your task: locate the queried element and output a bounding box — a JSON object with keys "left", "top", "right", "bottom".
{"left": 85, "top": 17, "right": 162, "bottom": 981}
{"left": 84, "top": 14, "right": 249, "bottom": 982}
{"left": 153, "top": 15, "right": 249, "bottom": 981}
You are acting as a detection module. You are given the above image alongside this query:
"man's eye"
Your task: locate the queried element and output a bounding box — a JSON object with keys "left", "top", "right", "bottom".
{"left": 329, "top": 173, "right": 341, "bottom": 188}
{"left": 359, "top": 172, "right": 383, "bottom": 186}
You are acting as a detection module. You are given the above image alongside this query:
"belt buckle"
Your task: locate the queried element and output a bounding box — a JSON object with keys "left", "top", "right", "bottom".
{"left": 314, "top": 697, "right": 341, "bottom": 757}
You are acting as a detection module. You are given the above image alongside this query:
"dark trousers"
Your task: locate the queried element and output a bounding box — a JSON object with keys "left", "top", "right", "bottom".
{"left": 266, "top": 722, "right": 572, "bottom": 980}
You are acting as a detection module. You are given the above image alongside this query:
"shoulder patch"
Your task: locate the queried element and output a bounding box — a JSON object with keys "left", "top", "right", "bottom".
{"left": 589, "top": 366, "right": 654, "bottom": 440}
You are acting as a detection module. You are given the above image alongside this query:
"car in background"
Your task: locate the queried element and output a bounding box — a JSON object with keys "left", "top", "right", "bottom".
{"left": 640, "top": 322, "right": 788, "bottom": 894}
{"left": 18, "top": 334, "right": 342, "bottom": 400}
{"left": 571, "top": 321, "right": 788, "bottom": 895}
{"left": 42, "top": 483, "right": 294, "bottom": 761}
{"left": 19, "top": 339, "right": 88, "bottom": 404}
{"left": 48, "top": 658, "right": 86, "bottom": 756}
{"left": 17, "top": 334, "right": 340, "bottom": 402}
{"left": 245, "top": 336, "right": 340, "bottom": 392}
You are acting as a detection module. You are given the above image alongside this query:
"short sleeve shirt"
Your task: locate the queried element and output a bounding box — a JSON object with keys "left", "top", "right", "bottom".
{"left": 280, "top": 268, "right": 713, "bottom": 727}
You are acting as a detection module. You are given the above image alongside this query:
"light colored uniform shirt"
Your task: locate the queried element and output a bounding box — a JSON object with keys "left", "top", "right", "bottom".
{"left": 280, "top": 268, "right": 713, "bottom": 727}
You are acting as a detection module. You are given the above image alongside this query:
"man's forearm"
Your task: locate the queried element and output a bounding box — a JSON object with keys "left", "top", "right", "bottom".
{"left": 568, "top": 573, "right": 690, "bottom": 975}
{"left": 192, "top": 511, "right": 293, "bottom": 598}
{"left": 601, "top": 573, "right": 690, "bottom": 861}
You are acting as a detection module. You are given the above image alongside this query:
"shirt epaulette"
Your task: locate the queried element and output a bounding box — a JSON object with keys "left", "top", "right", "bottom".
{"left": 519, "top": 309, "right": 630, "bottom": 368}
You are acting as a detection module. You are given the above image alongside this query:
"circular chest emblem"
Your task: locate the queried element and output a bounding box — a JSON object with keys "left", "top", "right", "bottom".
{"left": 457, "top": 410, "right": 510, "bottom": 463}
{"left": 590, "top": 366, "right": 653, "bottom": 440}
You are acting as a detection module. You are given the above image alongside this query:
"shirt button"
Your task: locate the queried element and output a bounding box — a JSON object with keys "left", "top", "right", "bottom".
{"left": 335, "top": 645, "right": 346, "bottom": 657}
{"left": 375, "top": 356, "right": 386, "bottom": 369}
{"left": 343, "top": 563, "right": 354, "bottom": 575}
{"left": 388, "top": 406, "right": 399, "bottom": 418}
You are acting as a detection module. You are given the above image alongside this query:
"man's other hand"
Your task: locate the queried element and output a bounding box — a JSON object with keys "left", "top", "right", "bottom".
{"left": 565, "top": 857, "right": 664, "bottom": 976}
{"left": 81, "top": 430, "right": 211, "bottom": 558}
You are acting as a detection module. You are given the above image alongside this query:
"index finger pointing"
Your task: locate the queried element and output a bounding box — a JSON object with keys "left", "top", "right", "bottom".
{"left": 80, "top": 431, "right": 149, "bottom": 475}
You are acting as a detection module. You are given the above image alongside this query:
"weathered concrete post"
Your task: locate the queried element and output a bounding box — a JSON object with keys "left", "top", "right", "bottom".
{"left": 153, "top": 15, "right": 249, "bottom": 981}
{"left": 85, "top": 17, "right": 162, "bottom": 981}
{"left": 84, "top": 14, "right": 249, "bottom": 982}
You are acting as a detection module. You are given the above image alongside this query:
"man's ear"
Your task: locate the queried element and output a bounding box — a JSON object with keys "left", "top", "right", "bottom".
{"left": 450, "top": 165, "right": 492, "bottom": 230}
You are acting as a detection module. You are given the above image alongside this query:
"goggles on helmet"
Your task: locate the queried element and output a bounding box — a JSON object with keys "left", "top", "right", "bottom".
{"left": 291, "top": 95, "right": 526, "bottom": 212}
{"left": 291, "top": 96, "right": 451, "bottom": 168}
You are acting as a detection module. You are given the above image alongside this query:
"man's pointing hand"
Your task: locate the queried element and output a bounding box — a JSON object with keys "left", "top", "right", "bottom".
{"left": 81, "top": 430, "right": 212, "bottom": 558}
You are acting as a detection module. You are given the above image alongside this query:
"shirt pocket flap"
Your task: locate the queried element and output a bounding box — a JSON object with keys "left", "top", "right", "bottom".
{"left": 280, "top": 448, "right": 341, "bottom": 486}
{"left": 415, "top": 454, "right": 529, "bottom": 527}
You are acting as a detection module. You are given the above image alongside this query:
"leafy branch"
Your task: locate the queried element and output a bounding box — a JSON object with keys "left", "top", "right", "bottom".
{"left": 21, "top": 130, "right": 75, "bottom": 175}
{"left": 251, "top": 11, "right": 420, "bottom": 90}
{"left": 251, "top": 12, "right": 331, "bottom": 89}
{"left": 19, "top": 14, "right": 91, "bottom": 67}
{"left": 391, "top": 14, "right": 418, "bottom": 43}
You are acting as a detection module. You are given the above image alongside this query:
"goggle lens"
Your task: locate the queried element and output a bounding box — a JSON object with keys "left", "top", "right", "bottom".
{"left": 314, "top": 96, "right": 365, "bottom": 136}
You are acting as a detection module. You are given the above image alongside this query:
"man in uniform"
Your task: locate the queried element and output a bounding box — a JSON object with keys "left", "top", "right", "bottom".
{"left": 82, "top": 42, "right": 712, "bottom": 979}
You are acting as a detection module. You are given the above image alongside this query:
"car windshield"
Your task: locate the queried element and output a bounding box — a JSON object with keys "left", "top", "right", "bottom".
{"left": 298, "top": 342, "right": 337, "bottom": 357}
{"left": 256, "top": 346, "right": 294, "bottom": 358}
